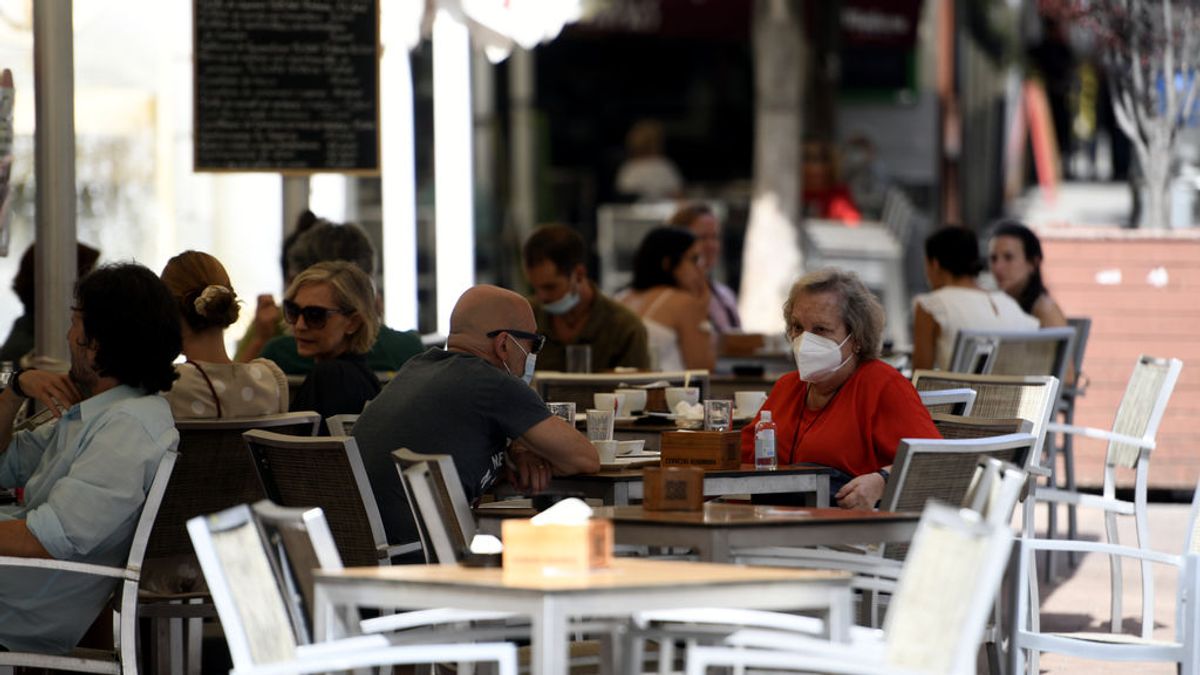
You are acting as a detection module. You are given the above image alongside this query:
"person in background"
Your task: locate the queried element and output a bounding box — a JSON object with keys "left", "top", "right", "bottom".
{"left": 248, "top": 220, "right": 424, "bottom": 375}
{"left": 801, "top": 140, "right": 861, "bottom": 223}
{"left": 988, "top": 220, "right": 1069, "bottom": 329}
{"left": 234, "top": 209, "right": 320, "bottom": 362}
{"left": 739, "top": 269, "right": 940, "bottom": 509}
{"left": 0, "top": 263, "right": 180, "bottom": 653}
{"left": 911, "top": 227, "right": 1037, "bottom": 371}
{"left": 668, "top": 204, "right": 741, "bottom": 333}
{"left": 286, "top": 261, "right": 381, "bottom": 434}
{"left": 615, "top": 119, "right": 683, "bottom": 201}
{"left": 160, "top": 250, "right": 287, "bottom": 419}
{"left": 618, "top": 228, "right": 715, "bottom": 371}
{"left": 352, "top": 285, "right": 599, "bottom": 562}
{"left": 522, "top": 224, "right": 649, "bottom": 372}
{"left": 0, "top": 242, "right": 100, "bottom": 364}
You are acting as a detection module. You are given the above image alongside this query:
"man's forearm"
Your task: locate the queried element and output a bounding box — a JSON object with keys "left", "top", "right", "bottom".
{"left": 0, "top": 519, "right": 52, "bottom": 558}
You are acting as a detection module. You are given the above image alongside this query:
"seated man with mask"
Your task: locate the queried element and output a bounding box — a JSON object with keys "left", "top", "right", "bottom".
{"left": 353, "top": 285, "right": 600, "bottom": 561}
{"left": 522, "top": 225, "right": 650, "bottom": 372}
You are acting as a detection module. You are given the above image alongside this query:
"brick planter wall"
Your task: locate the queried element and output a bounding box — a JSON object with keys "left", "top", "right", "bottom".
{"left": 1040, "top": 229, "right": 1200, "bottom": 490}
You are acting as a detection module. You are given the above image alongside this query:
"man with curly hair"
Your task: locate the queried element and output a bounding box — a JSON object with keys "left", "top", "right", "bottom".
{"left": 0, "top": 263, "right": 182, "bottom": 654}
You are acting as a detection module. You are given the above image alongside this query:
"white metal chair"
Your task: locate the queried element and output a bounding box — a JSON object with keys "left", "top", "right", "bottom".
{"left": 0, "top": 450, "right": 177, "bottom": 675}
{"left": 949, "top": 327, "right": 1076, "bottom": 384}
{"left": 918, "top": 387, "right": 976, "bottom": 416}
{"left": 1010, "top": 478, "right": 1200, "bottom": 675}
{"left": 1033, "top": 355, "right": 1183, "bottom": 631}
{"left": 185, "top": 504, "right": 517, "bottom": 675}
{"left": 393, "top": 448, "right": 478, "bottom": 565}
{"left": 325, "top": 414, "right": 358, "bottom": 437}
{"left": 679, "top": 502, "right": 1015, "bottom": 675}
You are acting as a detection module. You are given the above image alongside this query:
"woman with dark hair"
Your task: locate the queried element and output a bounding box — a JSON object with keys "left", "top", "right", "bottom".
{"left": 988, "top": 220, "right": 1069, "bottom": 328}
{"left": 618, "top": 227, "right": 714, "bottom": 371}
{"left": 669, "top": 203, "right": 741, "bottom": 332}
{"left": 912, "top": 227, "right": 1037, "bottom": 371}
{"left": 161, "top": 251, "right": 288, "bottom": 419}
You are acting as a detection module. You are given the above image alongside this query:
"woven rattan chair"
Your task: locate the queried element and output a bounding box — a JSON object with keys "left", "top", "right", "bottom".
{"left": 0, "top": 451, "right": 177, "bottom": 675}
{"left": 139, "top": 412, "right": 320, "bottom": 675}
{"left": 679, "top": 503, "right": 1015, "bottom": 675}
{"left": 243, "top": 430, "right": 417, "bottom": 567}
{"left": 1035, "top": 355, "right": 1183, "bottom": 633}
{"left": 1011, "top": 478, "right": 1200, "bottom": 675}
{"left": 949, "top": 327, "right": 1076, "bottom": 383}
{"left": 532, "top": 370, "right": 710, "bottom": 410}
{"left": 919, "top": 388, "right": 976, "bottom": 416}
{"left": 186, "top": 504, "right": 518, "bottom": 675}
{"left": 911, "top": 371, "right": 1059, "bottom": 459}
{"left": 931, "top": 413, "right": 1032, "bottom": 441}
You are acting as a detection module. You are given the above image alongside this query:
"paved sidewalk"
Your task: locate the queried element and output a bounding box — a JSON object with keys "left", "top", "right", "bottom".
{"left": 1029, "top": 500, "right": 1191, "bottom": 674}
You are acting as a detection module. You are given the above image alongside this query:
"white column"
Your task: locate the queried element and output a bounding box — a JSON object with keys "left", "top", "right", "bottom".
{"left": 380, "top": 4, "right": 419, "bottom": 330}
{"left": 33, "top": 0, "right": 75, "bottom": 361}
{"left": 432, "top": 9, "right": 474, "bottom": 335}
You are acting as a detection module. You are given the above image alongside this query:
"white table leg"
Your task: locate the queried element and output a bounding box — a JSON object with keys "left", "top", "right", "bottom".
{"left": 531, "top": 596, "right": 570, "bottom": 675}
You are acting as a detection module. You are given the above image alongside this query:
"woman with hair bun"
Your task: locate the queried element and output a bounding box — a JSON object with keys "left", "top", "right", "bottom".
{"left": 160, "top": 250, "right": 288, "bottom": 418}
{"left": 912, "top": 227, "right": 1037, "bottom": 371}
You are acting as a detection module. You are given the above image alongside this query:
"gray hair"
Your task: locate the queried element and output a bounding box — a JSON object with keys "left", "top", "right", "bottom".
{"left": 285, "top": 221, "right": 376, "bottom": 281}
{"left": 783, "top": 268, "right": 885, "bottom": 360}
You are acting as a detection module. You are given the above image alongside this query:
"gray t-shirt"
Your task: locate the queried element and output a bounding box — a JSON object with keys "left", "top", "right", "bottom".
{"left": 353, "top": 348, "right": 551, "bottom": 559}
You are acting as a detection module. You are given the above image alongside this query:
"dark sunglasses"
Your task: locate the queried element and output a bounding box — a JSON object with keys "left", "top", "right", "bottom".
{"left": 487, "top": 328, "right": 546, "bottom": 355}
{"left": 283, "top": 300, "right": 349, "bottom": 329}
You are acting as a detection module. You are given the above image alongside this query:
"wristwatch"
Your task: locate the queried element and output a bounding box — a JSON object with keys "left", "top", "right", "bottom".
{"left": 9, "top": 368, "right": 28, "bottom": 399}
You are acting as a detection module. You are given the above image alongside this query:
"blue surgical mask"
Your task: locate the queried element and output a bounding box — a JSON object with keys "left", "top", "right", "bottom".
{"left": 505, "top": 335, "right": 538, "bottom": 385}
{"left": 542, "top": 279, "right": 581, "bottom": 315}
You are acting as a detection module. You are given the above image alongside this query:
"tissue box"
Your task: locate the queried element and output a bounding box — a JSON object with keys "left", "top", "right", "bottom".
{"left": 660, "top": 430, "right": 741, "bottom": 470}
{"left": 643, "top": 466, "right": 704, "bottom": 511}
{"left": 501, "top": 519, "right": 613, "bottom": 577}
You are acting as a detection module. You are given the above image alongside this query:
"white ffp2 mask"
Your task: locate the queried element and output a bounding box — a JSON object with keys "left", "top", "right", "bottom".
{"left": 792, "top": 332, "right": 852, "bottom": 382}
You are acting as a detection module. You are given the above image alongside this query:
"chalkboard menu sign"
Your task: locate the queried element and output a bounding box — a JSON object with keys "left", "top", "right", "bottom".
{"left": 193, "top": 0, "right": 380, "bottom": 173}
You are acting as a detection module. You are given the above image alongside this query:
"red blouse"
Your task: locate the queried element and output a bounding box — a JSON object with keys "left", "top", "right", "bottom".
{"left": 739, "top": 359, "right": 941, "bottom": 477}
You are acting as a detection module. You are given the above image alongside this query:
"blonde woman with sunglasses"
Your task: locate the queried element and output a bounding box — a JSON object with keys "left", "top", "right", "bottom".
{"left": 285, "top": 261, "right": 381, "bottom": 434}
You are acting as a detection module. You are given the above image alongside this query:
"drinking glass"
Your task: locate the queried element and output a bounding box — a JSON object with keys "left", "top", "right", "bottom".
{"left": 703, "top": 399, "right": 733, "bottom": 432}
{"left": 586, "top": 408, "right": 615, "bottom": 441}
{"left": 546, "top": 402, "right": 576, "bottom": 425}
{"left": 565, "top": 344, "right": 592, "bottom": 373}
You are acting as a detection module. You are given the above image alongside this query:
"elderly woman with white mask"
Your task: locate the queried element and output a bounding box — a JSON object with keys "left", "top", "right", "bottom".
{"left": 738, "top": 269, "right": 940, "bottom": 509}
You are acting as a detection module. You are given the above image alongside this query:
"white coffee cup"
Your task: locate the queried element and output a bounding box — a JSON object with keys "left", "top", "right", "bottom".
{"left": 734, "top": 391, "right": 768, "bottom": 417}
{"left": 595, "top": 389, "right": 633, "bottom": 415}
{"left": 593, "top": 439, "right": 619, "bottom": 463}
{"left": 615, "top": 388, "right": 647, "bottom": 414}
{"left": 617, "top": 439, "right": 645, "bottom": 455}
{"left": 665, "top": 387, "right": 700, "bottom": 410}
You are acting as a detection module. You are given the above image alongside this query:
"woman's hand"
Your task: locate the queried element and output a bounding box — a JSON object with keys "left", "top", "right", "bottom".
{"left": 253, "top": 294, "right": 281, "bottom": 339}
{"left": 835, "top": 472, "right": 886, "bottom": 510}
{"left": 16, "top": 370, "right": 82, "bottom": 418}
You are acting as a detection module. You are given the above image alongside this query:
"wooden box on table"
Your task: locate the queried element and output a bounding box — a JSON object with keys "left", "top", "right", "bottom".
{"left": 660, "top": 430, "right": 741, "bottom": 470}
{"left": 642, "top": 466, "right": 704, "bottom": 511}
{"left": 501, "top": 519, "right": 613, "bottom": 578}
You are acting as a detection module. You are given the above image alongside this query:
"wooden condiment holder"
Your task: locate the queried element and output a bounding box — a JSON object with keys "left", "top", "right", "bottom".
{"left": 660, "top": 430, "right": 741, "bottom": 470}
{"left": 501, "top": 518, "right": 613, "bottom": 579}
{"left": 642, "top": 466, "right": 704, "bottom": 511}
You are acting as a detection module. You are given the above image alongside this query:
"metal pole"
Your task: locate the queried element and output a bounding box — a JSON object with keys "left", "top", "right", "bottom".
{"left": 508, "top": 48, "right": 536, "bottom": 246}
{"left": 33, "top": 0, "right": 75, "bottom": 363}
{"left": 282, "top": 175, "right": 310, "bottom": 237}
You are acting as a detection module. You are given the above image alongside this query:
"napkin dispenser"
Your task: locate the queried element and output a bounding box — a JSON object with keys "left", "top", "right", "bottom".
{"left": 501, "top": 499, "right": 613, "bottom": 576}
{"left": 642, "top": 466, "right": 704, "bottom": 511}
{"left": 660, "top": 430, "right": 741, "bottom": 470}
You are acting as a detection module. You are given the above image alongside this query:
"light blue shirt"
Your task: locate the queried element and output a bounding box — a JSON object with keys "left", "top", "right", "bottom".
{"left": 0, "top": 384, "right": 177, "bottom": 654}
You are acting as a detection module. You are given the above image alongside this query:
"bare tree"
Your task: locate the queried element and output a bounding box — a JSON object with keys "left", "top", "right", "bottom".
{"left": 1047, "top": 0, "right": 1200, "bottom": 227}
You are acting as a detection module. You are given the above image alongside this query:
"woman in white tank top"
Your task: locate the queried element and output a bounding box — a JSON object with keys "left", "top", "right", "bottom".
{"left": 912, "top": 227, "right": 1038, "bottom": 371}
{"left": 618, "top": 228, "right": 715, "bottom": 371}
